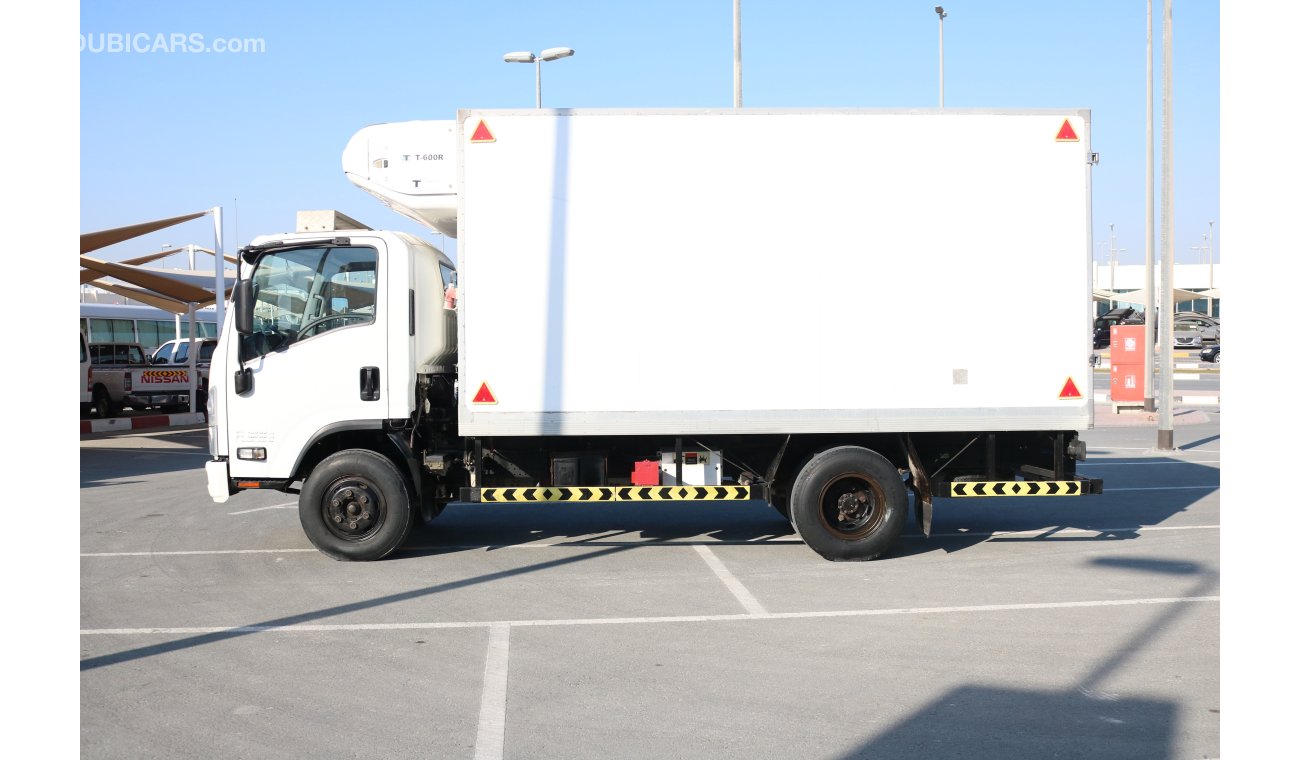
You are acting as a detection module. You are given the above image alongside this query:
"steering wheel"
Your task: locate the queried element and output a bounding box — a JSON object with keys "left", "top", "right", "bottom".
{"left": 297, "top": 313, "right": 368, "bottom": 339}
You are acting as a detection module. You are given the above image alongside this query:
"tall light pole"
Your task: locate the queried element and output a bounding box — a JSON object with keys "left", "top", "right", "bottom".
{"left": 1208, "top": 219, "right": 1215, "bottom": 317}
{"left": 1144, "top": 0, "right": 1156, "bottom": 412}
{"left": 935, "top": 6, "right": 947, "bottom": 107}
{"left": 734, "top": 0, "right": 742, "bottom": 107}
{"left": 503, "top": 47, "right": 575, "bottom": 108}
{"left": 1157, "top": 0, "right": 1175, "bottom": 451}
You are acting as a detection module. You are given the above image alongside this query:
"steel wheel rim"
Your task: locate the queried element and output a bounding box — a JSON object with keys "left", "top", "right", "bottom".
{"left": 817, "top": 473, "right": 886, "bottom": 540}
{"left": 321, "top": 476, "right": 387, "bottom": 542}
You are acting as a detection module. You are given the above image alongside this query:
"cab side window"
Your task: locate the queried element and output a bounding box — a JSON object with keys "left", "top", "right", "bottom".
{"left": 243, "top": 245, "right": 378, "bottom": 360}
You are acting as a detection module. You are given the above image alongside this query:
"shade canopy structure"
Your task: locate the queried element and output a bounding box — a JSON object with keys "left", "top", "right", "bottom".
{"left": 1092, "top": 287, "right": 1211, "bottom": 306}
{"left": 84, "top": 281, "right": 193, "bottom": 314}
{"left": 80, "top": 211, "right": 209, "bottom": 254}
{"left": 80, "top": 255, "right": 232, "bottom": 304}
{"left": 80, "top": 211, "right": 236, "bottom": 319}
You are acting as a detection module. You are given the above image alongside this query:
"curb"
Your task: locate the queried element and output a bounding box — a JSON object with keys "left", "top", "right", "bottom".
{"left": 1094, "top": 392, "right": 1219, "bottom": 408}
{"left": 81, "top": 412, "right": 206, "bottom": 435}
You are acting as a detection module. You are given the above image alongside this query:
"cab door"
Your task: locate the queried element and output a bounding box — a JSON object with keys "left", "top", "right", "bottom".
{"left": 225, "top": 241, "right": 387, "bottom": 479}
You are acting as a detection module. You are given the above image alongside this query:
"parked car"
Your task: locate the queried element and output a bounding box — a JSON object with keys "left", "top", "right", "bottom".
{"left": 1199, "top": 344, "right": 1220, "bottom": 363}
{"left": 1173, "top": 313, "right": 1220, "bottom": 349}
{"left": 88, "top": 341, "right": 148, "bottom": 366}
{"left": 151, "top": 337, "right": 219, "bottom": 365}
{"left": 1092, "top": 307, "right": 1136, "bottom": 349}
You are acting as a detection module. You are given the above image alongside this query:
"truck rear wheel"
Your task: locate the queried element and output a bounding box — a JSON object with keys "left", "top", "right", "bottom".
{"left": 299, "top": 449, "right": 413, "bottom": 561}
{"left": 789, "top": 446, "right": 907, "bottom": 561}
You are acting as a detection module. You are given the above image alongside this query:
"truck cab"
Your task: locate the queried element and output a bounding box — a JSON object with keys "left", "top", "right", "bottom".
{"left": 206, "top": 226, "right": 457, "bottom": 516}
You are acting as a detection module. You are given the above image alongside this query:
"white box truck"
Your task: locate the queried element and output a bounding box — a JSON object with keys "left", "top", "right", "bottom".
{"left": 204, "top": 108, "right": 1103, "bottom": 562}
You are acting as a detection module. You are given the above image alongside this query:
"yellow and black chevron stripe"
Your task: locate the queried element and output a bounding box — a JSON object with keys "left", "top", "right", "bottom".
{"left": 472, "top": 486, "right": 751, "bottom": 503}
{"left": 949, "top": 481, "right": 1085, "bottom": 497}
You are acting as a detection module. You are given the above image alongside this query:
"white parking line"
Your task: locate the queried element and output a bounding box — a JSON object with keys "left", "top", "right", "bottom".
{"left": 80, "top": 595, "right": 1221, "bottom": 637}
{"left": 1078, "top": 461, "right": 1220, "bottom": 466}
{"left": 227, "top": 502, "right": 297, "bottom": 515}
{"left": 81, "top": 548, "right": 318, "bottom": 557}
{"left": 693, "top": 545, "right": 769, "bottom": 617}
{"left": 473, "top": 624, "right": 511, "bottom": 760}
{"left": 1103, "top": 485, "right": 1218, "bottom": 492}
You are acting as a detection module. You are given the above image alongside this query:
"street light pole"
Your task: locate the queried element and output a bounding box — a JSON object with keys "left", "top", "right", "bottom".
{"left": 504, "top": 47, "right": 575, "bottom": 108}
{"left": 1208, "top": 219, "right": 1215, "bottom": 316}
{"left": 1144, "top": 0, "right": 1156, "bottom": 412}
{"left": 1157, "top": 0, "right": 1176, "bottom": 451}
{"left": 1109, "top": 223, "right": 1117, "bottom": 300}
{"left": 935, "top": 6, "right": 947, "bottom": 107}
{"left": 734, "top": 0, "right": 742, "bottom": 107}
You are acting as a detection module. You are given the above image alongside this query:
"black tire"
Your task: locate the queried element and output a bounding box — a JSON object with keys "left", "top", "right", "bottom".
{"left": 299, "top": 449, "right": 413, "bottom": 561}
{"left": 789, "top": 446, "right": 908, "bottom": 561}
{"left": 92, "top": 387, "right": 112, "bottom": 419}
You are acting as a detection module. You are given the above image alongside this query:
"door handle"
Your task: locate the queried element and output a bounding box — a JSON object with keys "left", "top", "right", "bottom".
{"left": 360, "top": 366, "right": 380, "bottom": 401}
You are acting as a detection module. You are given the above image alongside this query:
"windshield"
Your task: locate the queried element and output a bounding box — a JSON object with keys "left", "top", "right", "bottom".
{"left": 242, "top": 245, "right": 378, "bottom": 359}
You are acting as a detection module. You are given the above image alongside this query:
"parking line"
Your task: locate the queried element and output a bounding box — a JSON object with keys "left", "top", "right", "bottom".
{"left": 79, "top": 595, "right": 1220, "bottom": 637}
{"left": 227, "top": 502, "right": 297, "bottom": 515}
{"left": 473, "top": 624, "right": 511, "bottom": 760}
{"left": 1077, "top": 461, "right": 1220, "bottom": 466}
{"left": 693, "top": 545, "right": 769, "bottom": 617}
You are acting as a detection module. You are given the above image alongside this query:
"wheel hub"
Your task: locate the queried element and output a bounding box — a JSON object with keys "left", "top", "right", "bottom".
{"left": 324, "top": 479, "right": 382, "bottom": 538}
{"left": 819, "top": 475, "right": 885, "bottom": 539}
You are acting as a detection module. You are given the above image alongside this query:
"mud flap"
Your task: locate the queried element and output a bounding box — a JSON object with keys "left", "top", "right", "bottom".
{"left": 904, "top": 434, "right": 933, "bottom": 537}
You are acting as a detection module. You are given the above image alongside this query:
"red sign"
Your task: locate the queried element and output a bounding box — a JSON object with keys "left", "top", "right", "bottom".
{"left": 472, "top": 382, "right": 497, "bottom": 404}
{"left": 1055, "top": 119, "right": 1079, "bottom": 142}
{"left": 470, "top": 120, "right": 495, "bottom": 143}
{"left": 1058, "top": 377, "right": 1082, "bottom": 399}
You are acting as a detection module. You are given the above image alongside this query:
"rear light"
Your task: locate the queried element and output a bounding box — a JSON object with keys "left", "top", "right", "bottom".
{"left": 124, "top": 374, "right": 132, "bottom": 392}
{"left": 86, "top": 367, "right": 93, "bottom": 392}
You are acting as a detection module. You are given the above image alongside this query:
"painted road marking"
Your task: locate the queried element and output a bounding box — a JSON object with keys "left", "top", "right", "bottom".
{"left": 473, "top": 624, "right": 511, "bottom": 760}
{"left": 694, "top": 545, "right": 769, "bottom": 617}
{"left": 227, "top": 501, "right": 297, "bottom": 515}
{"left": 80, "top": 595, "right": 1221, "bottom": 637}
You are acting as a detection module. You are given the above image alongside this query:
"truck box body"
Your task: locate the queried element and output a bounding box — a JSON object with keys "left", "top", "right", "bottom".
{"left": 453, "top": 109, "right": 1094, "bottom": 437}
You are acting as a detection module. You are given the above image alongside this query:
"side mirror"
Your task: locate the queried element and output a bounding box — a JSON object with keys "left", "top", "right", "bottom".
{"left": 234, "top": 367, "right": 253, "bottom": 395}
{"left": 234, "top": 280, "right": 255, "bottom": 335}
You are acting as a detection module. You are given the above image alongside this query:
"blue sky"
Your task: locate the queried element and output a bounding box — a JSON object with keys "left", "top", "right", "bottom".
{"left": 79, "top": 1, "right": 1219, "bottom": 267}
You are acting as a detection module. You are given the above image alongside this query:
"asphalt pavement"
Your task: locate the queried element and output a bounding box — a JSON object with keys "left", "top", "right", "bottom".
{"left": 80, "top": 412, "right": 1221, "bottom": 759}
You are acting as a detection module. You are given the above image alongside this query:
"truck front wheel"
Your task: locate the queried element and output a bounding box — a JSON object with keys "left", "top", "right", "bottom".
{"left": 789, "top": 446, "right": 907, "bottom": 561}
{"left": 299, "top": 449, "right": 414, "bottom": 561}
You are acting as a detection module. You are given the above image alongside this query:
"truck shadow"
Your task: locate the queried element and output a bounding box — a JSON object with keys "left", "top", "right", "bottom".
{"left": 830, "top": 557, "right": 1216, "bottom": 759}
{"left": 890, "top": 454, "right": 1219, "bottom": 558}
{"left": 401, "top": 453, "right": 1218, "bottom": 558}
{"left": 403, "top": 501, "right": 798, "bottom": 554}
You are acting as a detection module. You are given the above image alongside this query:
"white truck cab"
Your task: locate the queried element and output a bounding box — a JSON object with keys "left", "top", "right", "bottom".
{"left": 207, "top": 227, "right": 456, "bottom": 504}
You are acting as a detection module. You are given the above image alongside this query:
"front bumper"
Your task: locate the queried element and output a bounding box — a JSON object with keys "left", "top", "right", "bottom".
{"left": 206, "top": 458, "right": 232, "bottom": 503}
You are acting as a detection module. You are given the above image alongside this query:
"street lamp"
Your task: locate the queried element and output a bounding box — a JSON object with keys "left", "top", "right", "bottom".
{"left": 503, "top": 47, "right": 575, "bottom": 108}
{"left": 935, "top": 6, "right": 947, "bottom": 107}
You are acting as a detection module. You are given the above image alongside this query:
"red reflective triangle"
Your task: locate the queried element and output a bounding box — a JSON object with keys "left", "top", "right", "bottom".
{"left": 1059, "top": 377, "right": 1082, "bottom": 399}
{"left": 470, "top": 120, "right": 495, "bottom": 143}
{"left": 1055, "top": 119, "right": 1079, "bottom": 142}
{"left": 472, "top": 382, "right": 497, "bottom": 404}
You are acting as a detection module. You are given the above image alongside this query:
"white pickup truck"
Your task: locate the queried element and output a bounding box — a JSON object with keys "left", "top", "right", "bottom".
{"left": 88, "top": 340, "right": 212, "bottom": 416}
